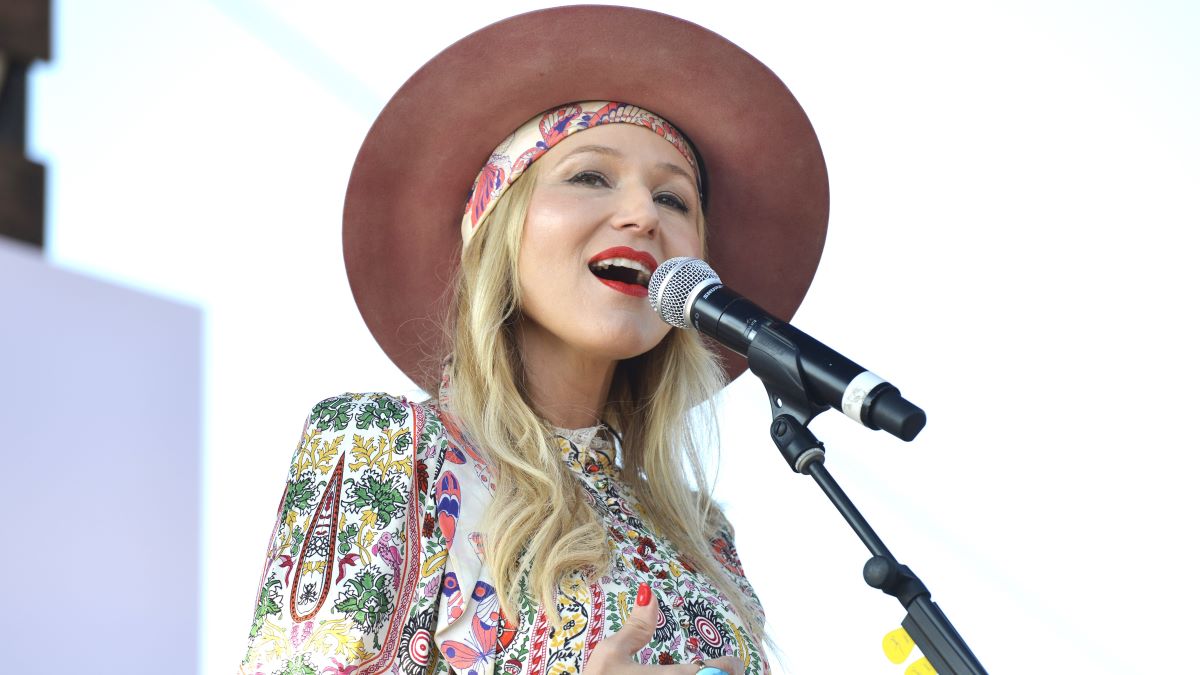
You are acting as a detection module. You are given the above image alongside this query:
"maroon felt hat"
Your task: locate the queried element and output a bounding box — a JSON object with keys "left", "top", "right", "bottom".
{"left": 344, "top": 5, "right": 829, "bottom": 391}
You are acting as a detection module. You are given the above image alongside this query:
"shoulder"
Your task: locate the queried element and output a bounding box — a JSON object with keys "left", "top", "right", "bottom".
{"left": 303, "top": 392, "right": 443, "bottom": 440}
{"left": 303, "top": 392, "right": 434, "bottom": 437}
{"left": 704, "top": 501, "right": 748, "bottom": 575}
{"left": 298, "top": 392, "right": 495, "bottom": 482}
{"left": 292, "top": 393, "right": 457, "bottom": 479}
{"left": 707, "top": 501, "right": 736, "bottom": 539}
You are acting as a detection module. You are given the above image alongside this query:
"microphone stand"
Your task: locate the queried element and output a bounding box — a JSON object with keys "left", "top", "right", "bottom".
{"left": 751, "top": 352, "right": 988, "bottom": 674}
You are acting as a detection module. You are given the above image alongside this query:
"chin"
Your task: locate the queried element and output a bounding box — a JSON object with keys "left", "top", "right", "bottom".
{"left": 589, "top": 325, "right": 670, "bottom": 362}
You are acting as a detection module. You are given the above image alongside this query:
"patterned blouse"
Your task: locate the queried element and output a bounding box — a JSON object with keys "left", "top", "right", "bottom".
{"left": 239, "top": 389, "right": 769, "bottom": 675}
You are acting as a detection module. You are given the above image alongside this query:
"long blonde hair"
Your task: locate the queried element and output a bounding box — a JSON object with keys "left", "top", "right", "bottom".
{"left": 443, "top": 160, "right": 765, "bottom": 644}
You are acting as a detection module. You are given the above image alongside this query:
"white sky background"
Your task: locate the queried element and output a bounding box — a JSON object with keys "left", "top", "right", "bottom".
{"left": 29, "top": 0, "right": 1199, "bottom": 673}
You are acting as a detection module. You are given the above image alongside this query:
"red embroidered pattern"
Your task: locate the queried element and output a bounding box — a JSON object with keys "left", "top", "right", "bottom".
{"left": 360, "top": 403, "right": 426, "bottom": 674}
{"left": 289, "top": 454, "right": 345, "bottom": 622}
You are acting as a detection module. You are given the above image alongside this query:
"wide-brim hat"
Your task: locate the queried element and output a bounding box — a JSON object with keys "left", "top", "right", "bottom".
{"left": 344, "top": 5, "right": 829, "bottom": 392}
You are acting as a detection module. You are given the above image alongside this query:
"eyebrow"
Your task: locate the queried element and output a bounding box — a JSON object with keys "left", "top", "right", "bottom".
{"left": 561, "top": 144, "right": 696, "bottom": 184}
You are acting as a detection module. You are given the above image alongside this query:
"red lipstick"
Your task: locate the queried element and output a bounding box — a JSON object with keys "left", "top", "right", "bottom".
{"left": 587, "top": 247, "right": 660, "bottom": 272}
{"left": 587, "top": 247, "right": 659, "bottom": 298}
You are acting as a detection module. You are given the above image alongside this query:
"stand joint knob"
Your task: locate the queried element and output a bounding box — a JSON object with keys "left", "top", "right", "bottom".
{"left": 863, "top": 555, "right": 896, "bottom": 590}
{"left": 864, "top": 556, "right": 930, "bottom": 607}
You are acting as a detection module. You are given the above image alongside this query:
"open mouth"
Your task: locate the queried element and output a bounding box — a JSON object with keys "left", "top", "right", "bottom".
{"left": 587, "top": 247, "right": 658, "bottom": 298}
{"left": 588, "top": 258, "right": 652, "bottom": 288}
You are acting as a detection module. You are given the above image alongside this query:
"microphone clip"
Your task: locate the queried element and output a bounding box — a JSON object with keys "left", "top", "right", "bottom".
{"left": 749, "top": 321, "right": 831, "bottom": 473}
{"left": 768, "top": 409, "right": 826, "bottom": 474}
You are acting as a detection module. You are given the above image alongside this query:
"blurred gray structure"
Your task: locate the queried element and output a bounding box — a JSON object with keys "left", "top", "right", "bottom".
{"left": 0, "top": 238, "right": 201, "bottom": 671}
{"left": 1, "top": 0, "right": 49, "bottom": 248}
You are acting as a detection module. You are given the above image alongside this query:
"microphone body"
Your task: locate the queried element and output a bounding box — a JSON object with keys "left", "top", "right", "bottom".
{"left": 651, "top": 258, "right": 926, "bottom": 441}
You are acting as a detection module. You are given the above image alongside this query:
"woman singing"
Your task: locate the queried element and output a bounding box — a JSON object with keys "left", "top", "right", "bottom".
{"left": 239, "top": 7, "right": 828, "bottom": 675}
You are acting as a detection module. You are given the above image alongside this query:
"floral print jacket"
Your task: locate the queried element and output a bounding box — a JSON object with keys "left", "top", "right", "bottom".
{"left": 239, "top": 391, "right": 768, "bottom": 675}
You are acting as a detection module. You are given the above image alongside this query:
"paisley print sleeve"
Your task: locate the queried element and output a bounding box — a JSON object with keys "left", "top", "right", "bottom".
{"left": 238, "top": 394, "right": 450, "bottom": 675}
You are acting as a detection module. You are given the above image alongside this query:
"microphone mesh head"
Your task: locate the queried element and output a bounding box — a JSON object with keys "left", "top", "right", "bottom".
{"left": 648, "top": 257, "right": 721, "bottom": 328}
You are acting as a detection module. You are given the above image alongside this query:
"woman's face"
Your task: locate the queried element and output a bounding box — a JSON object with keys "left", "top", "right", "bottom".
{"left": 517, "top": 123, "right": 703, "bottom": 365}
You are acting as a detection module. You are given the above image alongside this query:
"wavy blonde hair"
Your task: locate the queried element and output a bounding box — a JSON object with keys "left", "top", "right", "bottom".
{"left": 443, "top": 160, "right": 766, "bottom": 645}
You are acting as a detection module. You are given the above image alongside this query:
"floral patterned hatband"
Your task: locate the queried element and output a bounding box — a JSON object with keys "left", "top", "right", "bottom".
{"left": 460, "top": 101, "right": 699, "bottom": 250}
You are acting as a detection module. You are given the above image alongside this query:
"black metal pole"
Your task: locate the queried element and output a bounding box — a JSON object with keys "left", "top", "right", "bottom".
{"left": 767, "top": 411, "right": 987, "bottom": 674}
{"left": 806, "top": 459, "right": 986, "bottom": 674}
{"left": 806, "top": 461, "right": 892, "bottom": 559}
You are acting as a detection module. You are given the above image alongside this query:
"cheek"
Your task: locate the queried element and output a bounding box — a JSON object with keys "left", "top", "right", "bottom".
{"left": 516, "top": 224, "right": 579, "bottom": 315}
{"left": 668, "top": 225, "right": 704, "bottom": 260}
{"left": 522, "top": 198, "right": 581, "bottom": 257}
{"left": 518, "top": 198, "right": 597, "bottom": 289}
{"left": 516, "top": 239, "right": 552, "bottom": 309}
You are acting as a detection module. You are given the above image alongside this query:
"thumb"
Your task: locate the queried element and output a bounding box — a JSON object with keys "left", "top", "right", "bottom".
{"left": 609, "top": 582, "right": 659, "bottom": 657}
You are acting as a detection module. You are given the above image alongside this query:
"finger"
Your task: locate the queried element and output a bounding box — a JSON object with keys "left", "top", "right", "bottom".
{"left": 703, "top": 655, "right": 746, "bottom": 675}
{"left": 604, "top": 583, "right": 660, "bottom": 658}
{"left": 646, "top": 657, "right": 744, "bottom": 675}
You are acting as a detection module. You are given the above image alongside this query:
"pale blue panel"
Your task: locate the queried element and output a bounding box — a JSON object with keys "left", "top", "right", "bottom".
{"left": 0, "top": 239, "right": 202, "bottom": 672}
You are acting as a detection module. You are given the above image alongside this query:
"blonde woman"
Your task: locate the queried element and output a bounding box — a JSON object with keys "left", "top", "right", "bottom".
{"left": 240, "top": 7, "right": 828, "bottom": 675}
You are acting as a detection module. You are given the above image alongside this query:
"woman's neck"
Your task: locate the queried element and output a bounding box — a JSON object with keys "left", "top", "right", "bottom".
{"left": 516, "top": 320, "right": 616, "bottom": 429}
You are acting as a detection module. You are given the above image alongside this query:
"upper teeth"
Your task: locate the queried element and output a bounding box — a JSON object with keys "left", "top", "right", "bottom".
{"left": 592, "top": 258, "right": 651, "bottom": 275}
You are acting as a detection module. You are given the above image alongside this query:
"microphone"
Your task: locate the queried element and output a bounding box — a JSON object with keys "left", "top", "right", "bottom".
{"left": 649, "top": 257, "right": 926, "bottom": 441}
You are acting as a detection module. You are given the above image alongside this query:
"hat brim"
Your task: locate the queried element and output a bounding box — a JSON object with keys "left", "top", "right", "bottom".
{"left": 344, "top": 5, "right": 829, "bottom": 392}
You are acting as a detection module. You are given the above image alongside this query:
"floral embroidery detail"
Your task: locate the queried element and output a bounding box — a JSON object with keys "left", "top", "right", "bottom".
{"left": 240, "top": 392, "right": 767, "bottom": 675}
{"left": 554, "top": 425, "right": 618, "bottom": 476}
{"left": 333, "top": 564, "right": 394, "bottom": 646}
{"left": 711, "top": 529, "right": 746, "bottom": 576}
{"left": 398, "top": 609, "right": 435, "bottom": 675}
{"left": 512, "top": 104, "right": 586, "bottom": 175}
{"left": 653, "top": 604, "right": 679, "bottom": 645}
{"left": 683, "top": 599, "right": 733, "bottom": 659}
{"left": 582, "top": 102, "right": 696, "bottom": 165}
{"left": 466, "top": 154, "right": 510, "bottom": 229}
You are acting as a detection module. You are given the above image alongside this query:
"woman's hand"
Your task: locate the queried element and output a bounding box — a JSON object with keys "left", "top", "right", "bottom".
{"left": 582, "top": 583, "right": 746, "bottom": 675}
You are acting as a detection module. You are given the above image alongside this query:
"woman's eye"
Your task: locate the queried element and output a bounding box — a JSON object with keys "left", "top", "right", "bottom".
{"left": 569, "top": 171, "right": 609, "bottom": 188}
{"left": 655, "top": 192, "right": 690, "bottom": 213}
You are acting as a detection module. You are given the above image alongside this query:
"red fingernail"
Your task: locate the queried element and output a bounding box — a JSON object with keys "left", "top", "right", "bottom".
{"left": 636, "top": 582, "right": 651, "bottom": 606}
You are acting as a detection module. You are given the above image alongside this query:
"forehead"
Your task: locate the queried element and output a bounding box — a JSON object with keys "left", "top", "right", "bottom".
{"left": 544, "top": 124, "right": 698, "bottom": 179}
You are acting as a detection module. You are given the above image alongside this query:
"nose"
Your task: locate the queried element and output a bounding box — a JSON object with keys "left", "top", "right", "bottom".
{"left": 610, "top": 185, "right": 659, "bottom": 238}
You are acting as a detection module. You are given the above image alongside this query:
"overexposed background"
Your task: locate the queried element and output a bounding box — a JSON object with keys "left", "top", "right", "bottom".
{"left": 28, "top": 0, "right": 1199, "bottom": 672}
